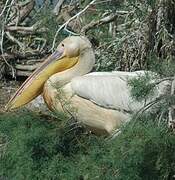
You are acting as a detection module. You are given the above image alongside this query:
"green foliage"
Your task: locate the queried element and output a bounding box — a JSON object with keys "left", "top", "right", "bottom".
{"left": 0, "top": 111, "right": 175, "bottom": 180}
{"left": 114, "top": 115, "right": 175, "bottom": 180}
{"left": 128, "top": 72, "right": 157, "bottom": 102}
{"left": 147, "top": 55, "right": 175, "bottom": 77}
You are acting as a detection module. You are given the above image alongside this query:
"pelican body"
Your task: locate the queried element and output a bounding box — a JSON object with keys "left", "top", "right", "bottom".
{"left": 6, "top": 36, "right": 169, "bottom": 135}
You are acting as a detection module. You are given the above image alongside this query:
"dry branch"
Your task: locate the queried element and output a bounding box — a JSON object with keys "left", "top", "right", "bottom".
{"left": 53, "top": 0, "right": 65, "bottom": 15}
{"left": 59, "top": 5, "right": 82, "bottom": 33}
{"left": 15, "top": 63, "right": 42, "bottom": 71}
{"left": 6, "top": 31, "right": 25, "bottom": 50}
{"left": 8, "top": 70, "right": 32, "bottom": 77}
{"left": 81, "top": 11, "right": 129, "bottom": 34}
{"left": 51, "top": 0, "right": 97, "bottom": 51}
{"left": 0, "top": 0, "right": 11, "bottom": 18}
{"left": 0, "top": 51, "right": 48, "bottom": 61}
{"left": 5, "top": 25, "right": 47, "bottom": 35}
{"left": 8, "top": 0, "right": 35, "bottom": 26}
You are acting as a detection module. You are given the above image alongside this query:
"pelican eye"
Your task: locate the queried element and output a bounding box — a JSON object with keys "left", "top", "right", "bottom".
{"left": 62, "top": 44, "right": 64, "bottom": 47}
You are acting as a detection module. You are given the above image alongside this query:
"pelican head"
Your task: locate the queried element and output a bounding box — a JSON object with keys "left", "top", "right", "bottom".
{"left": 6, "top": 36, "right": 94, "bottom": 110}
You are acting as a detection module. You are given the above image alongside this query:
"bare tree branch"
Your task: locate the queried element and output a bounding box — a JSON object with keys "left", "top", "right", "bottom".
{"left": 53, "top": 0, "right": 65, "bottom": 15}
{"left": 6, "top": 31, "right": 25, "bottom": 50}
{"left": 81, "top": 11, "right": 129, "bottom": 34}
{"left": 51, "top": 0, "right": 97, "bottom": 51}
{"left": 5, "top": 24, "right": 47, "bottom": 34}
{"left": 8, "top": 0, "right": 35, "bottom": 26}
{"left": 0, "top": 0, "right": 11, "bottom": 17}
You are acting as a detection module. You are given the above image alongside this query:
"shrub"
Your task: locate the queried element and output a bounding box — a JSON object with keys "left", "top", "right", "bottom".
{"left": 0, "top": 111, "right": 175, "bottom": 179}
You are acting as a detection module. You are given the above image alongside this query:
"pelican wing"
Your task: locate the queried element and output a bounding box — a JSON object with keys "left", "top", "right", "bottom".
{"left": 71, "top": 71, "right": 146, "bottom": 113}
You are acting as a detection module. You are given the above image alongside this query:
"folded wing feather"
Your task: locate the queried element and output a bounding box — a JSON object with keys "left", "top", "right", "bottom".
{"left": 71, "top": 71, "right": 146, "bottom": 112}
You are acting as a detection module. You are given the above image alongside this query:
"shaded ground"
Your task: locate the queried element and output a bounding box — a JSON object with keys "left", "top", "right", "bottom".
{"left": 0, "top": 80, "right": 47, "bottom": 112}
{"left": 0, "top": 80, "right": 19, "bottom": 112}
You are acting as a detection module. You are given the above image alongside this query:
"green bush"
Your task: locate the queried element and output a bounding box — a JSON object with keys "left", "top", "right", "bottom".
{"left": 0, "top": 111, "right": 175, "bottom": 180}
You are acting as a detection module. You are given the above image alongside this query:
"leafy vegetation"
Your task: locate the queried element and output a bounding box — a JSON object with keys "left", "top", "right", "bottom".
{"left": 128, "top": 72, "right": 157, "bottom": 102}
{"left": 0, "top": 111, "right": 175, "bottom": 180}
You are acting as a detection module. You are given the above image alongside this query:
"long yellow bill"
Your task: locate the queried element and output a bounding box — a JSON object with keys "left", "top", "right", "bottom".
{"left": 6, "top": 50, "right": 78, "bottom": 111}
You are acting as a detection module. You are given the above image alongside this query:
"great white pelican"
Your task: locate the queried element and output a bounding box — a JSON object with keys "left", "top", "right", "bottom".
{"left": 6, "top": 36, "right": 169, "bottom": 135}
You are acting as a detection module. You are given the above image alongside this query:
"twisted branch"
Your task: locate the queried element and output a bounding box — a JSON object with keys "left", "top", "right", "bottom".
{"left": 51, "top": 0, "right": 97, "bottom": 51}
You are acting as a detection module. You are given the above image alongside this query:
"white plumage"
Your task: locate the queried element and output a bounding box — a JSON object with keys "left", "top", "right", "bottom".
{"left": 42, "top": 36, "right": 170, "bottom": 134}
{"left": 7, "top": 36, "right": 170, "bottom": 135}
{"left": 71, "top": 71, "right": 168, "bottom": 112}
{"left": 71, "top": 73, "right": 140, "bottom": 112}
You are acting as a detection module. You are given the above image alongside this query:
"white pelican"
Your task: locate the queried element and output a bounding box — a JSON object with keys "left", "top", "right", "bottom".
{"left": 6, "top": 36, "right": 169, "bottom": 134}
